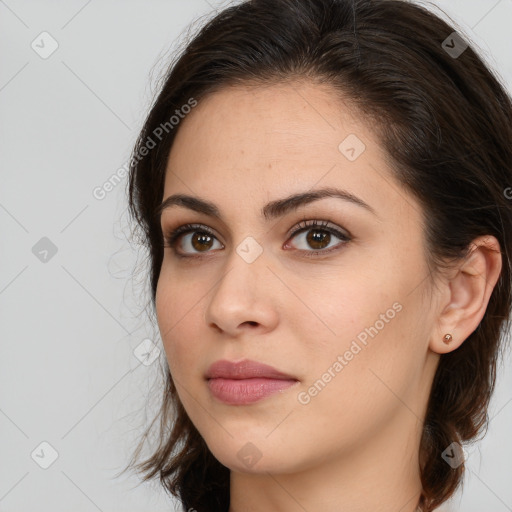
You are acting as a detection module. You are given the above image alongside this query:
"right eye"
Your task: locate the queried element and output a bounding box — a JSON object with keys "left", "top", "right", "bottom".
{"left": 163, "top": 223, "right": 224, "bottom": 258}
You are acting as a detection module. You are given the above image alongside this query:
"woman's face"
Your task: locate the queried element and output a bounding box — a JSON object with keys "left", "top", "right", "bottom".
{"left": 156, "top": 81, "right": 441, "bottom": 476}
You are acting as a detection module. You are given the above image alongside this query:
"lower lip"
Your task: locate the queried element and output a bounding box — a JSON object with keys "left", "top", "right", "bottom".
{"left": 207, "top": 377, "right": 298, "bottom": 405}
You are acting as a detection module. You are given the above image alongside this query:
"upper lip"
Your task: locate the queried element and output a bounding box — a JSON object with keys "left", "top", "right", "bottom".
{"left": 205, "top": 359, "right": 297, "bottom": 380}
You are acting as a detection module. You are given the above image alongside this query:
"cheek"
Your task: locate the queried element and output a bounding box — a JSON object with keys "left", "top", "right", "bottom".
{"left": 298, "top": 257, "right": 424, "bottom": 394}
{"left": 295, "top": 268, "right": 398, "bottom": 353}
{"left": 294, "top": 299, "right": 421, "bottom": 448}
{"left": 155, "top": 271, "right": 205, "bottom": 375}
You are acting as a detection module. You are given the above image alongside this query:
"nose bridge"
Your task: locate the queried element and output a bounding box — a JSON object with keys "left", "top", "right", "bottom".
{"left": 214, "top": 234, "right": 267, "bottom": 302}
{"left": 204, "top": 234, "right": 277, "bottom": 332}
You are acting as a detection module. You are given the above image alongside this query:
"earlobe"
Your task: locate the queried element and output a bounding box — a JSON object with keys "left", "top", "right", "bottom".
{"left": 429, "top": 235, "right": 502, "bottom": 355}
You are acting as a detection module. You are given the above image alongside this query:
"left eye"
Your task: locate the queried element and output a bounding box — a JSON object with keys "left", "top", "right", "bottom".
{"left": 285, "top": 221, "right": 350, "bottom": 254}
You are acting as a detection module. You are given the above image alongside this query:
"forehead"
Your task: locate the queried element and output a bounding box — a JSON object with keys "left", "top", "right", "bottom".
{"left": 166, "top": 82, "right": 379, "bottom": 180}
{"left": 163, "top": 81, "right": 419, "bottom": 226}
{"left": 169, "top": 81, "right": 368, "bottom": 161}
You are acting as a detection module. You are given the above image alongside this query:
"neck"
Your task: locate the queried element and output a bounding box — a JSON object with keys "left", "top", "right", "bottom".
{"left": 229, "top": 408, "right": 423, "bottom": 512}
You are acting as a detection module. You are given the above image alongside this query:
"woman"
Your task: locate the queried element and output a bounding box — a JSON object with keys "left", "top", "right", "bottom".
{"left": 123, "top": 0, "right": 512, "bottom": 510}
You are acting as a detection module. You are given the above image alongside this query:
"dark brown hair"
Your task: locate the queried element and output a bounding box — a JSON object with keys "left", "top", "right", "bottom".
{"left": 123, "top": 0, "right": 512, "bottom": 510}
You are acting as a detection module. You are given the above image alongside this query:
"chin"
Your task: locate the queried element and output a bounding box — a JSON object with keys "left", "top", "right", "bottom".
{"left": 203, "top": 433, "right": 304, "bottom": 475}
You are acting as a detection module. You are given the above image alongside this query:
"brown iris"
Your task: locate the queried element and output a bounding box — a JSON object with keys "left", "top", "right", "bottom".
{"left": 191, "top": 232, "right": 214, "bottom": 252}
{"left": 306, "top": 228, "right": 331, "bottom": 250}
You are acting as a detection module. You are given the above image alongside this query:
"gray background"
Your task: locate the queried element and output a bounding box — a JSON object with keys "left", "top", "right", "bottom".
{"left": 1, "top": 0, "right": 511, "bottom": 510}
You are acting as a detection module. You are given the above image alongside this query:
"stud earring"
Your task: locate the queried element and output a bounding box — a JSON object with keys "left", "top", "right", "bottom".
{"left": 443, "top": 333, "right": 453, "bottom": 344}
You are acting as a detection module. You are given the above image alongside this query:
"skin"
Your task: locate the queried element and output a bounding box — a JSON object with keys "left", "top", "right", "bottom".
{"left": 155, "top": 81, "right": 502, "bottom": 512}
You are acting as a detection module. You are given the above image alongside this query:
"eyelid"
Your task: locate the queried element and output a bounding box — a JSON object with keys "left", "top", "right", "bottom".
{"left": 285, "top": 218, "right": 351, "bottom": 240}
{"left": 163, "top": 223, "right": 221, "bottom": 247}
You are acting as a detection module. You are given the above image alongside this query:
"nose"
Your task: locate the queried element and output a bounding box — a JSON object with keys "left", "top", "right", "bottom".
{"left": 203, "top": 246, "right": 279, "bottom": 337}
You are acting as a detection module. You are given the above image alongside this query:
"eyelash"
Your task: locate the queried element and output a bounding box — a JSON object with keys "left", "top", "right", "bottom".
{"left": 162, "top": 219, "right": 351, "bottom": 260}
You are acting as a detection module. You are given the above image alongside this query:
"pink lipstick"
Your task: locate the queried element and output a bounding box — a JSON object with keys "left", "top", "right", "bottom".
{"left": 205, "top": 359, "right": 299, "bottom": 405}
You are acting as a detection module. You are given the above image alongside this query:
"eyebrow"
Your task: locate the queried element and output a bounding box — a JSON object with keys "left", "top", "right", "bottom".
{"left": 156, "top": 186, "right": 377, "bottom": 222}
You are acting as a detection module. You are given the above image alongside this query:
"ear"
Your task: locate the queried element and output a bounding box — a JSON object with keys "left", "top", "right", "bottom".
{"left": 430, "top": 235, "right": 502, "bottom": 354}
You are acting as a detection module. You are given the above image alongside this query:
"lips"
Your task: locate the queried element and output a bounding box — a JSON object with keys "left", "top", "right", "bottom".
{"left": 205, "top": 359, "right": 299, "bottom": 405}
{"left": 205, "top": 359, "right": 296, "bottom": 380}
